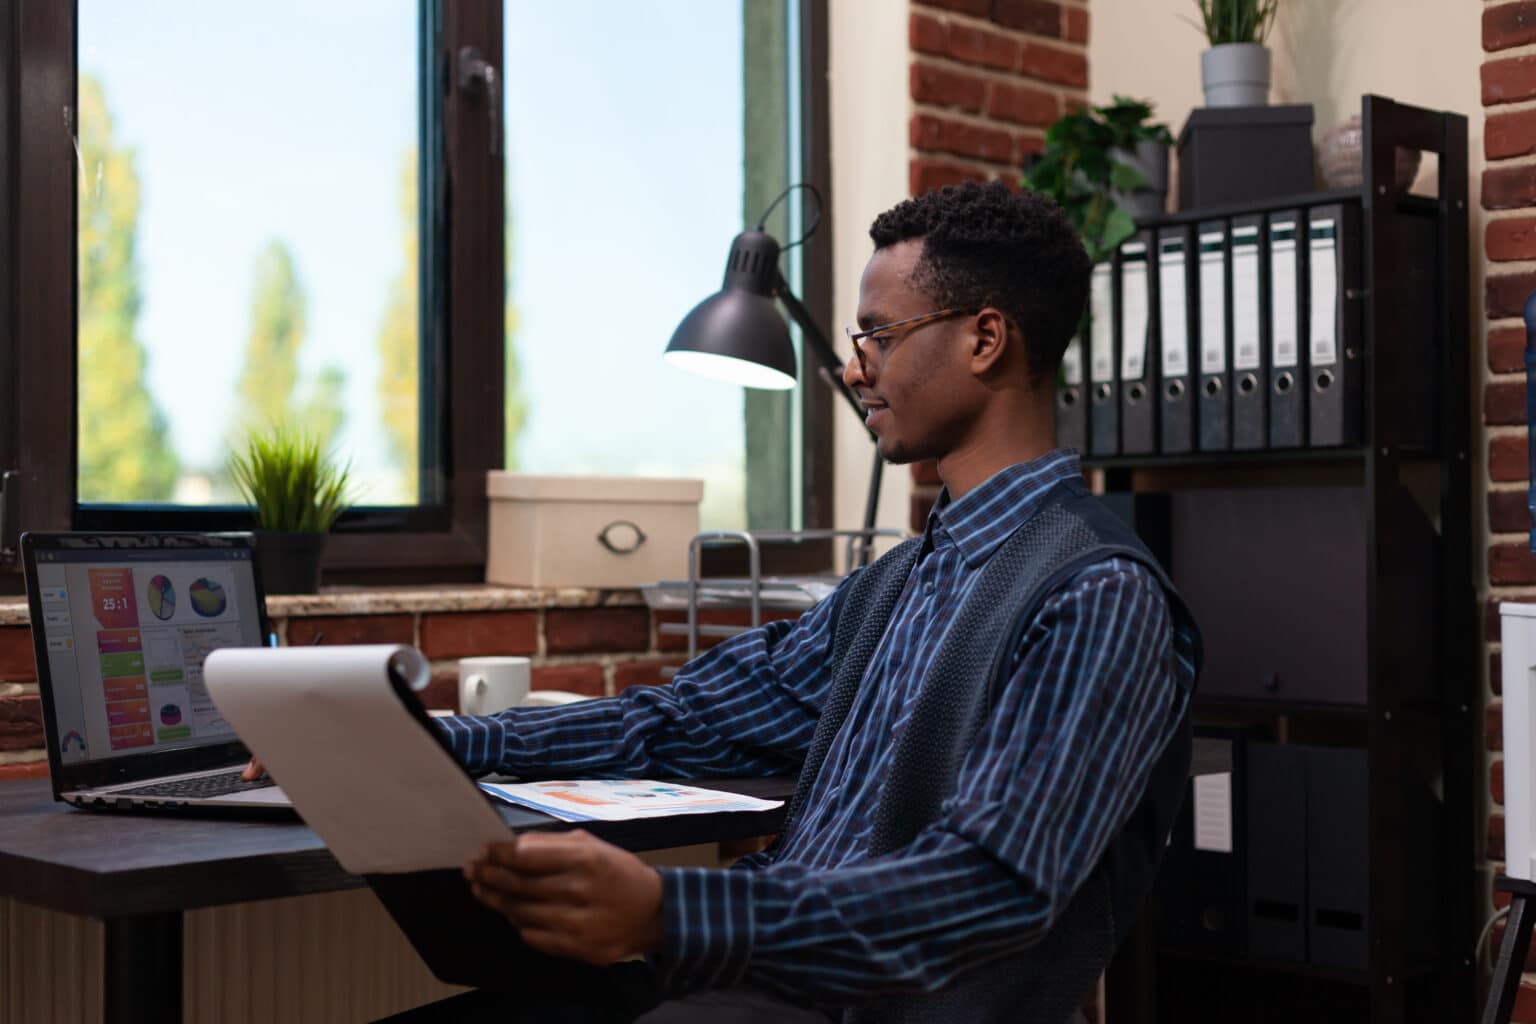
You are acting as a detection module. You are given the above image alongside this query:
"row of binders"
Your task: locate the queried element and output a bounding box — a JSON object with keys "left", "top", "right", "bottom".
{"left": 1057, "top": 202, "right": 1363, "bottom": 457}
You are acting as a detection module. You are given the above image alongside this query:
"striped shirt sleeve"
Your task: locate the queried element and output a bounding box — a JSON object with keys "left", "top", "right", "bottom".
{"left": 434, "top": 583, "right": 847, "bottom": 779}
{"left": 650, "top": 562, "right": 1193, "bottom": 1002}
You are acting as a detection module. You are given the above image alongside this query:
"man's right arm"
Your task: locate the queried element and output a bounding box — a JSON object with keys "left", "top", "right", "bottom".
{"left": 435, "top": 586, "right": 846, "bottom": 780}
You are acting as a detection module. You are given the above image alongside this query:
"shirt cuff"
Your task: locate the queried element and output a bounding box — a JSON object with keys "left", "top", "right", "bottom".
{"left": 432, "top": 713, "right": 509, "bottom": 777}
{"left": 651, "top": 866, "right": 756, "bottom": 994}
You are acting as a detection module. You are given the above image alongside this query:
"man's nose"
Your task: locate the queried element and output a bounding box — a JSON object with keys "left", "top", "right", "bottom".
{"left": 843, "top": 347, "right": 871, "bottom": 391}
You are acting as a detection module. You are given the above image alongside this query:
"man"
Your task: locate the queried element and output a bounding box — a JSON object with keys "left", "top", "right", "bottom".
{"left": 386, "top": 180, "right": 1200, "bottom": 1022}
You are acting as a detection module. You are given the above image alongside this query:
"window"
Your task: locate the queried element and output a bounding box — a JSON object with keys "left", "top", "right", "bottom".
{"left": 1, "top": 1, "right": 830, "bottom": 587}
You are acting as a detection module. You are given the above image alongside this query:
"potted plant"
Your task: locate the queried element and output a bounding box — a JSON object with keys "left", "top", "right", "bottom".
{"left": 228, "top": 428, "right": 352, "bottom": 594}
{"left": 1023, "top": 96, "right": 1174, "bottom": 262}
{"left": 1196, "top": 0, "right": 1280, "bottom": 107}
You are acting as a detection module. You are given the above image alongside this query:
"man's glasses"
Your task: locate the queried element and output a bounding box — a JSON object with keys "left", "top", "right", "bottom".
{"left": 844, "top": 308, "right": 965, "bottom": 367}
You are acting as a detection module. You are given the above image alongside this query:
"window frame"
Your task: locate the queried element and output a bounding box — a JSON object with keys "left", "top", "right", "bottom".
{"left": 1, "top": 0, "right": 833, "bottom": 589}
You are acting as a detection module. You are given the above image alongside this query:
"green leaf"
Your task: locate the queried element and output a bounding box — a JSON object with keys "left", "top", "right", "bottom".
{"left": 1102, "top": 207, "right": 1138, "bottom": 252}
{"left": 1109, "top": 162, "right": 1147, "bottom": 193}
{"left": 227, "top": 425, "right": 353, "bottom": 534}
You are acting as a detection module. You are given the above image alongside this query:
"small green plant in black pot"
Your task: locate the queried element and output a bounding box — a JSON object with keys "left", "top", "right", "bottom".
{"left": 229, "top": 428, "right": 352, "bottom": 594}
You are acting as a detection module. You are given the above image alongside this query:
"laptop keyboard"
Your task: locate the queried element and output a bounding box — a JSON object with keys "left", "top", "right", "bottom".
{"left": 114, "top": 769, "right": 274, "bottom": 800}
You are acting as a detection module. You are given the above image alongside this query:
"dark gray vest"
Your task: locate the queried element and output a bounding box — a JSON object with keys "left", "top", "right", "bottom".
{"left": 779, "top": 476, "right": 1200, "bottom": 1024}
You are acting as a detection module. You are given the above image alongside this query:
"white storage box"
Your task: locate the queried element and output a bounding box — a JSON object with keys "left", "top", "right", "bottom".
{"left": 1502, "top": 601, "right": 1536, "bottom": 881}
{"left": 486, "top": 473, "right": 704, "bottom": 588}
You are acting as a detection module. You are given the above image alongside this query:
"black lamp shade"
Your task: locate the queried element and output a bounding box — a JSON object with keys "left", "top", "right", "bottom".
{"left": 664, "top": 230, "right": 798, "bottom": 391}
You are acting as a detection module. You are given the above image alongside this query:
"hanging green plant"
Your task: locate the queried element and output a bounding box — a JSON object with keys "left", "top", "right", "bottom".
{"left": 1022, "top": 95, "right": 1173, "bottom": 265}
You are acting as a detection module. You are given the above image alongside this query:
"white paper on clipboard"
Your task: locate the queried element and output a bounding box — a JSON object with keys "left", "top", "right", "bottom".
{"left": 204, "top": 644, "right": 511, "bottom": 875}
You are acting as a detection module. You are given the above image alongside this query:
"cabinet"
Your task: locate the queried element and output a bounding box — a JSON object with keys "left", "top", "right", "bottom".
{"left": 1098, "top": 96, "right": 1475, "bottom": 1024}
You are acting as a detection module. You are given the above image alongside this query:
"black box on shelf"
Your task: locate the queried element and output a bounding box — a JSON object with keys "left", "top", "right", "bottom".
{"left": 1177, "top": 105, "right": 1315, "bottom": 210}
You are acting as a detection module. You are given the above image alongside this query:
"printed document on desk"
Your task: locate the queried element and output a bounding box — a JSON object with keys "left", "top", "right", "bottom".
{"left": 481, "top": 779, "right": 783, "bottom": 823}
{"left": 204, "top": 644, "right": 511, "bottom": 875}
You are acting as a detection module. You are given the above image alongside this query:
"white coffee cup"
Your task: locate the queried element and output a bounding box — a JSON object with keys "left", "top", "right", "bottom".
{"left": 458, "top": 656, "right": 531, "bottom": 716}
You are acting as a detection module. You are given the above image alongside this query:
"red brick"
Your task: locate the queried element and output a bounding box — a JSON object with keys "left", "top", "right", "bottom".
{"left": 1015, "top": 132, "right": 1045, "bottom": 164}
{"left": 911, "top": 158, "right": 987, "bottom": 197}
{"left": 1493, "top": 595, "right": 1517, "bottom": 642}
{"left": 1492, "top": 704, "right": 1506, "bottom": 751}
{"left": 1018, "top": 42, "right": 1087, "bottom": 88}
{"left": 1491, "top": 489, "right": 1531, "bottom": 534}
{"left": 993, "top": 0, "right": 1061, "bottom": 36}
{"left": 910, "top": 460, "right": 942, "bottom": 486}
{"left": 914, "top": 0, "right": 990, "bottom": 16}
{"left": 910, "top": 62, "right": 987, "bottom": 113}
{"left": 1490, "top": 216, "right": 1536, "bottom": 262}
{"left": 1493, "top": 326, "right": 1528, "bottom": 374}
{"left": 614, "top": 659, "right": 684, "bottom": 691}
{"left": 1494, "top": 435, "right": 1531, "bottom": 482}
{"left": 1492, "top": 542, "right": 1536, "bottom": 585}
{"left": 1485, "top": 55, "right": 1536, "bottom": 106}
{"left": 947, "top": 23, "right": 1018, "bottom": 72}
{"left": 1488, "top": 378, "right": 1528, "bottom": 426}
{"left": 1487, "top": 1, "right": 1536, "bottom": 51}
{"left": 1495, "top": 650, "right": 1505, "bottom": 696}
{"left": 1489, "top": 110, "right": 1536, "bottom": 162}
{"left": 544, "top": 608, "right": 651, "bottom": 655}
{"left": 0, "top": 627, "right": 36, "bottom": 682}
{"left": 1489, "top": 270, "right": 1536, "bottom": 320}
{"left": 1484, "top": 165, "right": 1536, "bottom": 210}
{"left": 654, "top": 609, "right": 799, "bottom": 653}
{"left": 421, "top": 671, "right": 459, "bottom": 711}
{"left": 911, "top": 113, "right": 1016, "bottom": 163}
{"left": 531, "top": 663, "right": 605, "bottom": 698}
{"left": 0, "top": 695, "right": 42, "bottom": 752}
{"left": 419, "top": 611, "right": 538, "bottom": 659}
{"left": 910, "top": 11, "right": 946, "bottom": 56}
{"left": 912, "top": 491, "right": 940, "bottom": 533}
{"left": 1495, "top": 757, "right": 1507, "bottom": 805}
{"left": 0, "top": 762, "right": 48, "bottom": 782}
{"left": 1063, "top": 5, "right": 1088, "bottom": 43}
{"left": 1491, "top": 810, "right": 1506, "bottom": 860}
{"left": 988, "top": 81, "right": 1059, "bottom": 127}
{"left": 286, "top": 614, "right": 413, "bottom": 647}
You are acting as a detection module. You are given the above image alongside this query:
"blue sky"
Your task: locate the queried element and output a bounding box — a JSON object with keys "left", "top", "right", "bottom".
{"left": 81, "top": 2, "right": 748, "bottom": 518}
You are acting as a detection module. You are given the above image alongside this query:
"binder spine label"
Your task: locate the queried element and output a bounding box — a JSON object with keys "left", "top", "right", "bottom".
{"left": 1271, "top": 222, "right": 1299, "bottom": 368}
{"left": 1061, "top": 336, "right": 1084, "bottom": 386}
{"left": 1199, "top": 231, "right": 1226, "bottom": 375}
{"left": 1090, "top": 264, "right": 1113, "bottom": 381}
{"left": 1310, "top": 219, "right": 1339, "bottom": 365}
{"left": 1232, "top": 226, "right": 1262, "bottom": 372}
{"left": 1160, "top": 238, "right": 1188, "bottom": 378}
{"left": 1120, "top": 243, "right": 1149, "bottom": 380}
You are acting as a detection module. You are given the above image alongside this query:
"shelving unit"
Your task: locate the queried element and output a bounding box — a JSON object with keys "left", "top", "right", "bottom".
{"left": 1098, "top": 96, "right": 1474, "bottom": 1023}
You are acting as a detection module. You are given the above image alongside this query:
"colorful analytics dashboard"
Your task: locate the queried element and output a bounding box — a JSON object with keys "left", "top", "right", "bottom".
{"left": 32, "top": 551, "right": 263, "bottom": 765}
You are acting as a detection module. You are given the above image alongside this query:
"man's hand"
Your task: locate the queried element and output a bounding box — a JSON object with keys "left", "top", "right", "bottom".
{"left": 465, "top": 830, "right": 664, "bottom": 965}
{"left": 241, "top": 758, "right": 266, "bottom": 782}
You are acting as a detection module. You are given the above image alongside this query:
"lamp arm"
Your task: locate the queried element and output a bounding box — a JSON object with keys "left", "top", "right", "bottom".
{"left": 773, "top": 271, "right": 875, "bottom": 441}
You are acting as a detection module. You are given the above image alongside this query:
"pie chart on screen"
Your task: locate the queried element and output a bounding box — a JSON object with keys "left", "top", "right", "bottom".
{"left": 146, "top": 575, "right": 176, "bottom": 620}
{"left": 189, "top": 578, "right": 227, "bottom": 618}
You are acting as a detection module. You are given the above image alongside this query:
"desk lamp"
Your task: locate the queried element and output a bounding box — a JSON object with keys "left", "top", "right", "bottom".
{"left": 665, "top": 184, "right": 883, "bottom": 564}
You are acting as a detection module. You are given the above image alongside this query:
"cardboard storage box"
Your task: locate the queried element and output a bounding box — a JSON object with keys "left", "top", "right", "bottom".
{"left": 486, "top": 473, "right": 704, "bottom": 588}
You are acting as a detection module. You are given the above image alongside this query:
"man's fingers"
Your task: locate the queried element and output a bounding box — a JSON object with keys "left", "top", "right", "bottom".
{"left": 467, "top": 862, "right": 584, "bottom": 903}
{"left": 241, "top": 758, "right": 265, "bottom": 782}
{"left": 499, "top": 831, "right": 605, "bottom": 873}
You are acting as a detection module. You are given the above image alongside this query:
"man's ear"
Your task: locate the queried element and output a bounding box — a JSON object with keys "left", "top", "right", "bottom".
{"left": 970, "top": 307, "right": 1013, "bottom": 377}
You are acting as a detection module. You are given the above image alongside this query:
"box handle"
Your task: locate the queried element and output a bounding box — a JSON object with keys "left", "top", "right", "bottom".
{"left": 597, "top": 520, "right": 648, "bottom": 555}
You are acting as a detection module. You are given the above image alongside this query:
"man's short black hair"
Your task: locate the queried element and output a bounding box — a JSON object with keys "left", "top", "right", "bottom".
{"left": 868, "top": 181, "right": 1091, "bottom": 383}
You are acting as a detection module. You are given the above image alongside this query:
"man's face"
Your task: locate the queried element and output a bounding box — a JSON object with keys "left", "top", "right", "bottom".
{"left": 843, "top": 240, "right": 976, "bottom": 465}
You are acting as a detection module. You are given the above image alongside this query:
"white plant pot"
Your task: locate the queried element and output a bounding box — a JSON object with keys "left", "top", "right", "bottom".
{"left": 1201, "top": 43, "right": 1271, "bottom": 107}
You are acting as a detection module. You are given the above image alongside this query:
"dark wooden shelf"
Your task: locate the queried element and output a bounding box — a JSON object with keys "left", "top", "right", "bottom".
{"left": 1157, "top": 946, "right": 1371, "bottom": 986}
{"left": 1083, "top": 445, "right": 1368, "bottom": 473}
{"left": 1193, "top": 694, "right": 1370, "bottom": 719}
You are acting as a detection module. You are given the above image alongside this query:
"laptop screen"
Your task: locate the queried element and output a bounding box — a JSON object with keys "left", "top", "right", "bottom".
{"left": 29, "top": 541, "right": 265, "bottom": 766}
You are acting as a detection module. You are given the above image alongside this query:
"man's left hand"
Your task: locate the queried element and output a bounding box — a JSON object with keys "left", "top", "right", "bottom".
{"left": 465, "top": 830, "right": 664, "bottom": 965}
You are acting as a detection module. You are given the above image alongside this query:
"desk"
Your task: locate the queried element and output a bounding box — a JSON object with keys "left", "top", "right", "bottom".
{"left": 0, "top": 777, "right": 791, "bottom": 1024}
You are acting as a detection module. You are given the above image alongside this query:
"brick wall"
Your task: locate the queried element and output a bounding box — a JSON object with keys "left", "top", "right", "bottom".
{"left": 0, "top": 603, "right": 798, "bottom": 782}
{"left": 907, "top": 0, "right": 1089, "bottom": 528}
{"left": 1484, "top": 1, "right": 1536, "bottom": 1013}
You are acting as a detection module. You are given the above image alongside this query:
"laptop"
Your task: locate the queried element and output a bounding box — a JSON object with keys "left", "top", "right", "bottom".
{"left": 21, "top": 531, "right": 294, "bottom": 814}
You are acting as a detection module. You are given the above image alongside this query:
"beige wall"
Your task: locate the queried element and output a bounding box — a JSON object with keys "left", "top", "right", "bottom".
{"left": 828, "top": 0, "right": 913, "bottom": 556}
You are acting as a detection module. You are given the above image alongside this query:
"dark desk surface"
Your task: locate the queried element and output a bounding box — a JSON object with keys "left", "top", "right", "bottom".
{"left": 0, "top": 777, "right": 792, "bottom": 920}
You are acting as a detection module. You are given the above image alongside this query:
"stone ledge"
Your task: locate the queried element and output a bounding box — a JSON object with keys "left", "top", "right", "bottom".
{"left": 0, "top": 584, "right": 646, "bottom": 626}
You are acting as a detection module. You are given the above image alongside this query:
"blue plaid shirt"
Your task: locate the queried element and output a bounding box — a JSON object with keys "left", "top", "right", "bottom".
{"left": 438, "top": 449, "right": 1197, "bottom": 1003}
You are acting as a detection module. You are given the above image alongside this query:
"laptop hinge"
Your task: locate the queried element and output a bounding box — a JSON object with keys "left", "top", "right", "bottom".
{"left": 0, "top": 470, "right": 17, "bottom": 568}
